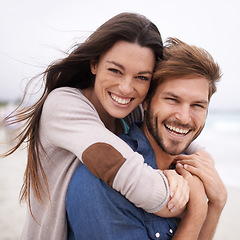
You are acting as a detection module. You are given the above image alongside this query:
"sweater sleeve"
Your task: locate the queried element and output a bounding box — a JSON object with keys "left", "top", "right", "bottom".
{"left": 41, "top": 87, "right": 169, "bottom": 213}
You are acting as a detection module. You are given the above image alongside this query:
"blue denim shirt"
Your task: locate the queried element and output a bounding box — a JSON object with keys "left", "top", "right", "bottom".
{"left": 66, "top": 122, "right": 178, "bottom": 240}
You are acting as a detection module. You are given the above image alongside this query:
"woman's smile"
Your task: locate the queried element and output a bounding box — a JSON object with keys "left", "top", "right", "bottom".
{"left": 109, "top": 92, "right": 132, "bottom": 106}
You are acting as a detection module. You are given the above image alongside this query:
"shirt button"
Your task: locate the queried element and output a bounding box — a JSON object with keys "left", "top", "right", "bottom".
{"left": 155, "top": 232, "right": 160, "bottom": 238}
{"left": 169, "top": 228, "right": 173, "bottom": 234}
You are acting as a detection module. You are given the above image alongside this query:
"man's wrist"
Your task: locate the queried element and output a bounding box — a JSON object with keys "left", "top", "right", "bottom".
{"left": 208, "top": 199, "right": 226, "bottom": 213}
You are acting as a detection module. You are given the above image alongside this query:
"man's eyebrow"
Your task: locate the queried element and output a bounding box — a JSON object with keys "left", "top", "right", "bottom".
{"left": 194, "top": 100, "right": 209, "bottom": 105}
{"left": 107, "top": 61, "right": 153, "bottom": 75}
{"left": 164, "top": 92, "right": 180, "bottom": 99}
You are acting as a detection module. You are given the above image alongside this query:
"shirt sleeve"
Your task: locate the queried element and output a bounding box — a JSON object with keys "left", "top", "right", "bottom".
{"left": 41, "top": 87, "right": 169, "bottom": 213}
{"left": 185, "top": 140, "right": 204, "bottom": 154}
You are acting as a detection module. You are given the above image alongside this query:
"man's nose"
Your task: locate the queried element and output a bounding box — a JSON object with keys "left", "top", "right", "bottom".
{"left": 175, "top": 105, "right": 191, "bottom": 124}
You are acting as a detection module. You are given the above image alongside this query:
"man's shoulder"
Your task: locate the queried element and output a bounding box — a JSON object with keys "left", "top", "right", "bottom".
{"left": 119, "top": 122, "right": 144, "bottom": 152}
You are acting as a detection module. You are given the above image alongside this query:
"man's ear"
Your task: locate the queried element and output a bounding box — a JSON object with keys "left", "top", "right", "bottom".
{"left": 90, "top": 60, "right": 98, "bottom": 74}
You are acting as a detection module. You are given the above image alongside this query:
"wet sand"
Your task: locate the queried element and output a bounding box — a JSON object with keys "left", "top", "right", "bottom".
{"left": 0, "top": 128, "right": 239, "bottom": 240}
{"left": 0, "top": 139, "right": 27, "bottom": 240}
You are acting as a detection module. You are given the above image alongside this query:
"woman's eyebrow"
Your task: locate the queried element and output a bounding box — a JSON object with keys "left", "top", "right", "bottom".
{"left": 107, "top": 60, "right": 153, "bottom": 75}
{"left": 107, "top": 61, "right": 125, "bottom": 70}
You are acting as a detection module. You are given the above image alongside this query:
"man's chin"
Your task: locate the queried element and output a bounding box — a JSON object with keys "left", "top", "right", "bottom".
{"left": 164, "top": 144, "right": 190, "bottom": 156}
{"left": 168, "top": 150, "right": 184, "bottom": 156}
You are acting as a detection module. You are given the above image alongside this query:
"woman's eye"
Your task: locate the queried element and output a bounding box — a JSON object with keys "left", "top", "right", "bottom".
{"left": 137, "top": 76, "right": 149, "bottom": 81}
{"left": 109, "top": 68, "right": 122, "bottom": 74}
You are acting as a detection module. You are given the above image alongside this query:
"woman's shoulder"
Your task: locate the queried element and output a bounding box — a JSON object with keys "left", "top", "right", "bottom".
{"left": 45, "top": 87, "right": 93, "bottom": 106}
{"left": 42, "top": 87, "right": 96, "bottom": 116}
{"left": 48, "top": 87, "right": 84, "bottom": 99}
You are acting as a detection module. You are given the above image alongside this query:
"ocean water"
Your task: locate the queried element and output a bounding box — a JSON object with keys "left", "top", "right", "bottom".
{"left": 197, "top": 111, "right": 240, "bottom": 188}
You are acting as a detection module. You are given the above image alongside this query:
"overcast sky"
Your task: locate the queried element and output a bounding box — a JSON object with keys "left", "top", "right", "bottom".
{"left": 1, "top": 0, "right": 239, "bottom": 111}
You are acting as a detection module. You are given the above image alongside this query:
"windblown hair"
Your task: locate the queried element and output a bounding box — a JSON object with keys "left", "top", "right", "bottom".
{"left": 2, "top": 13, "right": 163, "bottom": 208}
{"left": 147, "top": 37, "right": 222, "bottom": 101}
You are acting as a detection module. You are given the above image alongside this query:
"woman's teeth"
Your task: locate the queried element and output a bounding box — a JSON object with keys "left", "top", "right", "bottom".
{"left": 111, "top": 93, "right": 131, "bottom": 105}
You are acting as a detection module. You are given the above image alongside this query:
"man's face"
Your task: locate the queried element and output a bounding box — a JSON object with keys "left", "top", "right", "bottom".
{"left": 143, "top": 77, "right": 209, "bottom": 155}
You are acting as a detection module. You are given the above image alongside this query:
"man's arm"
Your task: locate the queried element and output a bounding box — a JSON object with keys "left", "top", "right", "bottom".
{"left": 172, "top": 165, "right": 208, "bottom": 240}
{"left": 198, "top": 201, "right": 226, "bottom": 240}
{"left": 175, "top": 151, "right": 227, "bottom": 240}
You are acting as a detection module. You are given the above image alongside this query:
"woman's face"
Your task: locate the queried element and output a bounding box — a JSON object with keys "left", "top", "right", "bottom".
{"left": 88, "top": 40, "right": 155, "bottom": 119}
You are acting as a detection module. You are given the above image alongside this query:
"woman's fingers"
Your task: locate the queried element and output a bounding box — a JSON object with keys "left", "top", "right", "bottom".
{"left": 164, "top": 169, "right": 189, "bottom": 212}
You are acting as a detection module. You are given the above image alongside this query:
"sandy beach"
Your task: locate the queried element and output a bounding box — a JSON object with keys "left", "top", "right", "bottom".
{"left": 0, "top": 127, "right": 239, "bottom": 240}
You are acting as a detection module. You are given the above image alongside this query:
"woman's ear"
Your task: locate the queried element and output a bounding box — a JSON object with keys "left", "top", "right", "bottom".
{"left": 142, "top": 98, "right": 148, "bottom": 111}
{"left": 90, "top": 60, "right": 98, "bottom": 74}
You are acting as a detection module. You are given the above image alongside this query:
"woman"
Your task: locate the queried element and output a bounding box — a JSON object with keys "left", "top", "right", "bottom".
{"left": 3, "top": 13, "right": 192, "bottom": 239}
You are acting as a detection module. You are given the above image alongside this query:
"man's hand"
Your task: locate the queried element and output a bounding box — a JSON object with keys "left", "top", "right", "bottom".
{"left": 175, "top": 150, "right": 227, "bottom": 240}
{"left": 172, "top": 164, "right": 207, "bottom": 240}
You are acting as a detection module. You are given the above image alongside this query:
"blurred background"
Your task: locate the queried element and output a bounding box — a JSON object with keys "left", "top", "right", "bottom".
{"left": 0, "top": 0, "right": 239, "bottom": 239}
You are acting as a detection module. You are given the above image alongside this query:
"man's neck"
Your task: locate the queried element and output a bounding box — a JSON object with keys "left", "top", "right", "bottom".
{"left": 141, "top": 121, "right": 175, "bottom": 170}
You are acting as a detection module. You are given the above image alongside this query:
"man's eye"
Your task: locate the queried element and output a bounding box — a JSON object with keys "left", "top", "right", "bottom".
{"left": 165, "top": 98, "right": 178, "bottom": 103}
{"left": 193, "top": 104, "right": 205, "bottom": 109}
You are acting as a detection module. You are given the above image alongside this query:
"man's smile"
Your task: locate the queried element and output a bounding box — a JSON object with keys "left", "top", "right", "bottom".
{"left": 165, "top": 123, "right": 191, "bottom": 137}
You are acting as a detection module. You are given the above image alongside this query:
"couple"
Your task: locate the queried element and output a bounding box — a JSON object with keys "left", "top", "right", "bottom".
{"left": 2, "top": 12, "right": 226, "bottom": 239}
{"left": 66, "top": 38, "right": 227, "bottom": 239}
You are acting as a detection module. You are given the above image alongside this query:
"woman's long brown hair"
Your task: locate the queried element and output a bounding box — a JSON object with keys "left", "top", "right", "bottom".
{"left": 1, "top": 12, "right": 163, "bottom": 210}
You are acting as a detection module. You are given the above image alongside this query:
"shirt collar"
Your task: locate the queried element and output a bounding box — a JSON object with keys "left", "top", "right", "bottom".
{"left": 127, "top": 122, "right": 158, "bottom": 169}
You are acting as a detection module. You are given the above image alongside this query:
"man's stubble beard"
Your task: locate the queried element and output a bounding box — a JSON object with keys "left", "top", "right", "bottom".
{"left": 145, "top": 103, "right": 204, "bottom": 156}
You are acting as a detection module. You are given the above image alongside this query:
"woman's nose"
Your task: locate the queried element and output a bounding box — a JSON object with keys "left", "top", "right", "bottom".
{"left": 118, "top": 77, "right": 134, "bottom": 95}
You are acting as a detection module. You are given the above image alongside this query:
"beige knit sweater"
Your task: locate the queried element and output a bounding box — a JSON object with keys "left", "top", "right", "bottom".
{"left": 20, "top": 87, "right": 169, "bottom": 240}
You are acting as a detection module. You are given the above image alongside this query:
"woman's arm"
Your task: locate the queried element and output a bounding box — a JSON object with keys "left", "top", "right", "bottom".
{"left": 41, "top": 87, "right": 169, "bottom": 213}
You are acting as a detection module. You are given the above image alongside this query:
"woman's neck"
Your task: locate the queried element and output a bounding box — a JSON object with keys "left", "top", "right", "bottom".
{"left": 83, "top": 88, "right": 123, "bottom": 135}
{"left": 98, "top": 114, "right": 124, "bottom": 135}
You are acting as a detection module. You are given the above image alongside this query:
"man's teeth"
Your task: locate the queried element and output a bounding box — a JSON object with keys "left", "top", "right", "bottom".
{"left": 166, "top": 124, "right": 189, "bottom": 135}
{"left": 111, "top": 94, "right": 131, "bottom": 105}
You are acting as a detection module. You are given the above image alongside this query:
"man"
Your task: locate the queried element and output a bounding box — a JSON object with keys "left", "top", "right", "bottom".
{"left": 66, "top": 38, "right": 227, "bottom": 240}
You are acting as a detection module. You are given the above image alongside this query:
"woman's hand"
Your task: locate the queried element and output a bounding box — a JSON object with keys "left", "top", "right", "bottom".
{"left": 163, "top": 169, "right": 189, "bottom": 212}
{"left": 153, "top": 169, "right": 189, "bottom": 218}
{"left": 175, "top": 150, "right": 227, "bottom": 210}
